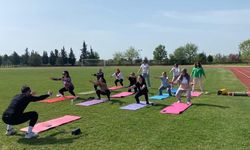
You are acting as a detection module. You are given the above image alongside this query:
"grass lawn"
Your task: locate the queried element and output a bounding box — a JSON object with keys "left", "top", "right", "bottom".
{"left": 0, "top": 66, "right": 250, "bottom": 150}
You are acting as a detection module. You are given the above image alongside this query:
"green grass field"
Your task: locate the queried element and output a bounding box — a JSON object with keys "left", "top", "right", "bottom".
{"left": 0, "top": 66, "right": 250, "bottom": 150}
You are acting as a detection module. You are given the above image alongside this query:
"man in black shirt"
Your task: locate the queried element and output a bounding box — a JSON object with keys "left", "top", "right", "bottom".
{"left": 2, "top": 86, "right": 52, "bottom": 139}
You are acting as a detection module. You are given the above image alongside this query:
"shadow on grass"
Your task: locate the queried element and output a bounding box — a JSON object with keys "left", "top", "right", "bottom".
{"left": 192, "top": 103, "right": 229, "bottom": 108}
{"left": 109, "top": 99, "right": 126, "bottom": 105}
{"left": 17, "top": 130, "right": 84, "bottom": 145}
{"left": 150, "top": 103, "right": 169, "bottom": 109}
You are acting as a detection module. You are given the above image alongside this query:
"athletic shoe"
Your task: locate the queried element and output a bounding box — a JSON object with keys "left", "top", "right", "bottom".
{"left": 177, "top": 100, "right": 181, "bottom": 103}
{"left": 56, "top": 94, "right": 63, "bottom": 97}
{"left": 25, "top": 132, "right": 38, "bottom": 139}
{"left": 5, "top": 128, "right": 16, "bottom": 136}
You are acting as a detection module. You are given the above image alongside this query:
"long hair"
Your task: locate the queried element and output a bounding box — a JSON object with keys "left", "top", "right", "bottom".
{"left": 139, "top": 75, "right": 147, "bottom": 85}
{"left": 179, "top": 68, "right": 190, "bottom": 82}
{"left": 197, "top": 62, "right": 202, "bottom": 68}
{"left": 63, "top": 71, "right": 70, "bottom": 78}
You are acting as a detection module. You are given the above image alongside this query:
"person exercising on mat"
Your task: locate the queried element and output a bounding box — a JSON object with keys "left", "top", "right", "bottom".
{"left": 2, "top": 86, "right": 52, "bottom": 139}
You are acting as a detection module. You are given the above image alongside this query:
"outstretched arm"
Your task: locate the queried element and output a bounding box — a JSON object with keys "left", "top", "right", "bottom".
{"left": 30, "top": 90, "right": 52, "bottom": 102}
{"left": 51, "top": 77, "right": 61, "bottom": 81}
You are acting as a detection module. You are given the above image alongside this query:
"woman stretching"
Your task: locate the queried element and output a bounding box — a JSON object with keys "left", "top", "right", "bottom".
{"left": 89, "top": 77, "right": 111, "bottom": 100}
{"left": 112, "top": 68, "right": 124, "bottom": 86}
{"left": 129, "top": 75, "right": 150, "bottom": 104}
{"left": 51, "top": 71, "right": 76, "bottom": 97}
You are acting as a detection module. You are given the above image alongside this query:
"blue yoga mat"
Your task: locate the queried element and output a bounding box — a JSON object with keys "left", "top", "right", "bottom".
{"left": 171, "top": 88, "right": 177, "bottom": 94}
{"left": 149, "top": 94, "right": 170, "bottom": 100}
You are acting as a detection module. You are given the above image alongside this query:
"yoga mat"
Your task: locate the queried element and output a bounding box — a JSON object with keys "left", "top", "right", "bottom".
{"left": 76, "top": 98, "right": 108, "bottom": 106}
{"left": 191, "top": 91, "right": 202, "bottom": 97}
{"left": 20, "top": 115, "right": 81, "bottom": 133}
{"left": 109, "top": 86, "right": 123, "bottom": 90}
{"left": 40, "top": 96, "right": 76, "bottom": 103}
{"left": 171, "top": 88, "right": 177, "bottom": 94}
{"left": 160, "top": 102, "right": 192, "bottom": 114}
{"left": 149, "top": 94, "right": 170, "bottom": 100}
{"left": 120, "top": 101, "right": 153, "bottom": 110}
{"left": 78, "top": 91, "right": 95, "bottom": 95}
{"left": 111, "top": 92, "right": 134, "bottom": 98}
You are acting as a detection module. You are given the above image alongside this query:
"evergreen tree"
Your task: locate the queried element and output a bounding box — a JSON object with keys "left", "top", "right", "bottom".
{"left": 68, "top": 48, "right": 76, "bottom": 66}
{"left": 79, "top": 41, "right": 89, "bottom": 64}
{"left": 29, "top": 51, "right": 42, "bottom": 66}
{"left": 42, "top": 51, "right": 49, "bottom": 65}
{"left": 49, "top": 51, "right": 56, "bottom": 66}
{"left": 21, "top": 48, "right": 29, "bottom": 65}
{"left": 88, "top": 46, "right": 100, "bottom": 59}
{"left": 2, "top": 54, "right": 11, "bottom": 65}
{"left": 10, "top": 51, "right": 20, "bottom": 65}
{"left": 61, "top": 46, "right": 68, "bottom": 65}
{"left": 0, "top": 55, "right": 2, "bottom": 66}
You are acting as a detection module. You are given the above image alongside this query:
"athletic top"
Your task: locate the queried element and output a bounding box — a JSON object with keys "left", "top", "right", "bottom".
{"left": 62, "top": 77, "right": 74, "bottom": 89}
{"left": 93, "top": 72, "right": 104, "bottom": 80}
{"left": 171, "top": 67, "right": 180, "bottom": 77}
{"left": 178, "top": 76, "right": 191, "bottom": 90}
{"left": 135, "top": 82, "right": 148, "bottom": 93}
{"left": 128, "top": 76, "right": 137, "bottom": 85}
{"left": 191, "top": 67, "right": 205, "bottom": 78}
{"left": 96, "top": 81, "right": 109, "bottom": 92}
{"left": 3, "top": 94, "right": 50, "bottom": 116}
{"left": 140, "top": 63, "right": 149, "bottom": 74}
{"left": 112, "top": 72, "right": 124, "bottom": 80}
{"left": 160, "top": 76, "right": 170, "bottom": 87}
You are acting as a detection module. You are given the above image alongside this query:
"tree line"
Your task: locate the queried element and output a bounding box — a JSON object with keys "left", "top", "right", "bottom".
{"left": 0, "top": 41, "right": 100, "bottom": 66}
{"left": 1, "top": 39, "right": 250, "bottom": 67}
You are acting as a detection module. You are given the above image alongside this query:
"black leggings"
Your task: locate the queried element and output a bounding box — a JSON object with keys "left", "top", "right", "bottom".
{"left": 59, "top": 87, "right": 75, "bottom": 96}
{"left": 96, "top": 90, "right": 111, "bottom": 100}
{"left": 2, "top": 111, "right": 38, "bottom": 127}
{"left": 135, "top": 91, "right": 149, "bottom": 104}
{"left": 115, "top": 79, "right": 123, "bottom": 86}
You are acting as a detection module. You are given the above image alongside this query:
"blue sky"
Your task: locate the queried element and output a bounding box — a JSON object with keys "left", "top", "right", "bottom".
{"left": 0, "top": 0, "right": 250, "bottom": 59}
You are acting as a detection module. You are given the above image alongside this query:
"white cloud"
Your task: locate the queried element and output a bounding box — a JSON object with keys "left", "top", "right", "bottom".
{"left": 161, "top": 9, "right": 250, "bottom": 25}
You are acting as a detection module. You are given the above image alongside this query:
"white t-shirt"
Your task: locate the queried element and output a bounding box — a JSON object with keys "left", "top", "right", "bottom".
{"left": 171, "top": 67, "right": 180, "bottom": 77}
{"left": 140, "top": 63, "right": 149, "bottom": 74}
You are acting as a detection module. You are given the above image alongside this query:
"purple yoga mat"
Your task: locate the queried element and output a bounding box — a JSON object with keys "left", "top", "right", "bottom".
{"left": 120, "top": 101, "right": 152, "bottom": 110}
{"left": 76, "top": 98, "right": 108, "bottom": 106}
{"left": 160, "top": 102, "right": 192, "bottom": 114}
{"left": 111, "top": 92, "right": 134, "bottom": 98}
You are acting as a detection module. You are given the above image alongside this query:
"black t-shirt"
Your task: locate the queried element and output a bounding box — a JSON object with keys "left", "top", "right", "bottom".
{"left": 128, "top": 76, "right": 137, "bottom": 85}
{"left": 3, "top": 94, "right": 49, "bottom": 116}
{"left": 135, "top": 82, "right": 148, "bottom": 93}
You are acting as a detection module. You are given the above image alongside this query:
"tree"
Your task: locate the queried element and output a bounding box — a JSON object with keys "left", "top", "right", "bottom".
{"left": 153, "top": 44, "right": 167, "bottom": 63}
{"left": 124, "top": 47, "right": 140, "bottom": 64}
{"left": 68, "top": 48, "right": 76, "bottom": 66}
{"left": 173, "top": 46, "right": 187, "bottom": 64}
{"left": 184, "top": 43, "right": 198, "bottom": 64}
{"left": 61, "top": 46, "right": 68, "bottom": 65}
{"left": 0, "top": 55, "right": 2, "bottom": 66}
{"left": 88, "top": 46, "right": 100, "bottom": 59}
{"left": 21, "top": 48, "right": 29, "bottom": 65}
{"left": 197, "top": 52, "right": 207, "bottom": 64}
{"left": 79, "top": 41, "right": 89, "bottom": 64}
{"left": 29, "top": 51, "right": 42, "bottom": 66}
{"left": 113, "top": 51, "right": 125, "bottom": 65}
{"left": 56, "top": 56, "right": 64, "bottom": 65}
{"left": 239, "top": 39, "right": 250, "bottom": 61}
{"left": 2, "top": 54, "right": 11, "bottom": 65}
{"left": 49, "top": 51, "right": 56, "bottom": 66}
{"left": 207, "top": 55, "right": 213, "bottom": 64}
{"left": 42, "top": 51, "right": 49, "bottom": 65}
{"left": 10, "top": 51, "right": 20, "bottom": 65}
{"left": 228, "top": 54, "right": 240, "bottom": 62}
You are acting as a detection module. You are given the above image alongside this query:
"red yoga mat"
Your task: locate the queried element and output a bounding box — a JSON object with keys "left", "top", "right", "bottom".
{"left": 111, "top": 92, "right": 134, "bottom": 98}
{"left": 20, "top": 115, "right": 81, "bottom": 133}
{"left": 40, "top": 96, "right": 75, "bottom": 103}
{"left": 160, "top": 102, "right": 192, "bottom": 115}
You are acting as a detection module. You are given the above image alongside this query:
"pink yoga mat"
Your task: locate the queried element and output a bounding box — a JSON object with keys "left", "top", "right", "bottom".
{"left": 20, "top": 115, "right": 81, "bottom": 133}
{"left": 76, "top": 98, "right": 108, "bottom": 106}
{"left": 109, "top": 86, "right": 123, "bottom": 90}
{"left": 191, "top": 91, "right": 202, "bottom": 97}
{"left": 40, "top": 96, "right": 75, "bottom": 103}
{"left": 160, "top": 102, "right": 192, "bottom": 115}
{"left": 111, "top": 92, "right": 134, "bottom": 98}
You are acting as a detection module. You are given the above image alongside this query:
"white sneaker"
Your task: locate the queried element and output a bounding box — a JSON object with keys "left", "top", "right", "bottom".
{"left": 187, "top": 101, "right": 191, "bottom": 105}
{"left": 5, "top": 128, "right": 16, "bottom": 136}
{"left": 56, "top": 94, "right": 63, "bottom": 97}
{"left": 25, "top": 132, "right": 38, "bottom": 139}
{"left": 177, "top": 100, "right": 181, "bottom": 103}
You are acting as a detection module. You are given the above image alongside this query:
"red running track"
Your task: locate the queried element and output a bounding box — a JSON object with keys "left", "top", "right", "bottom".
{"left": 228, "top": 67, "right": 250, "bottom": 90}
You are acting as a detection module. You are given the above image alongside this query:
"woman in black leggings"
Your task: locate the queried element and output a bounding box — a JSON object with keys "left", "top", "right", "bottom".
{"left": 2, "top": 86, "right": 52, "bottom": 139}
{"left": 129, "top": 75, "right": 149, "bottom": 104}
